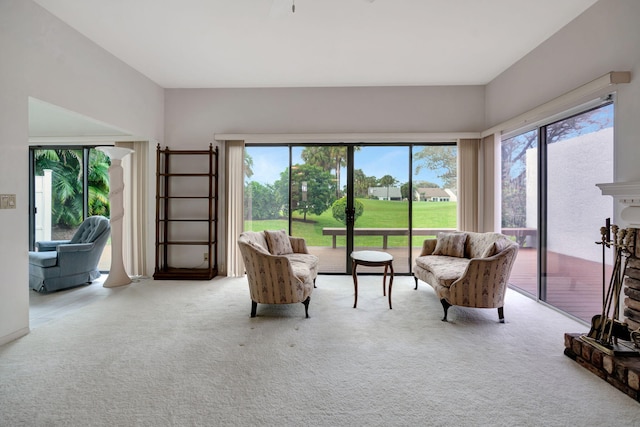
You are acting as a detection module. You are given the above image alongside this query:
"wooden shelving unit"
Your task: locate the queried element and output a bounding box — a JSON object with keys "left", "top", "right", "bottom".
{"left": 154, "top": 144, "right": 218, "bottom": 280}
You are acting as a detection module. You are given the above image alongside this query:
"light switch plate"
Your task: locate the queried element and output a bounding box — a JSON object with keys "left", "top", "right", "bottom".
{"left": 0, "top": 194, "right": 16, "bottom": 209}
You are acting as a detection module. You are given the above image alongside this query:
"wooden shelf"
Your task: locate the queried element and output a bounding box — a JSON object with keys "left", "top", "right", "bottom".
{"left": 153, "top": 267, "right": 218, "bottom": 280}
{"left": 154, "top": 144, "right": 218, "bottom": 280}
{"left": 157, "top": 196, "right": 217, "bottom": 199}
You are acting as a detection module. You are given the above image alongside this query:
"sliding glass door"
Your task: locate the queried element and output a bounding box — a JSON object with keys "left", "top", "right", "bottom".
{"left": 501, "top": 129, "right": 539, "bottom": 297}
{"left": 412, "top": 144, "right": 458, "bottom": 266}
{"left": 30, "top": 146, "right": 112, "bottom": 271}
{"left": 290, "top": 146, "right": 343, "bottom": 273}
{"left": 501, "top": 101, "right": 614, "bottom": 322}
{"left": 244, "top": 143, "right": 458, "bottom": 275}
{"left": 544, "top": 104, "right": 614, "bottom": 321}
{"left": 353, "top": 146, "right": 410, "bottom": 273}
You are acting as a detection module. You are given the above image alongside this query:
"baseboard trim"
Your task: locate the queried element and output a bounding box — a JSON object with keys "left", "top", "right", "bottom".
{"left": 0, "top": 327, "right": 29, "bottom": 346}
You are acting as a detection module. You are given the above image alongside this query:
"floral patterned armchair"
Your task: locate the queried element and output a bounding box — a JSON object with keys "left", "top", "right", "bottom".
{"left": 237, "top": 230, "right": 318, "bottom": 318}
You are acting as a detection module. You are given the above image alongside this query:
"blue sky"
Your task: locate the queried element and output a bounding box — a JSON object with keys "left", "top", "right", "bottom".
{"left": 246, "top": 145, "right": 447, "bottom": 189}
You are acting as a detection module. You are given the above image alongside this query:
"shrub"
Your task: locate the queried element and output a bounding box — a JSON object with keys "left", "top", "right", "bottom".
{"left": 331, "top": 197, "right": 364, "bottom": 225}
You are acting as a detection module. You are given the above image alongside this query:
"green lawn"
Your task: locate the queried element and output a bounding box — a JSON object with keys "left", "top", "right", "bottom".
{"left": 245, "top": 199, "right": 456, "bottom": 247}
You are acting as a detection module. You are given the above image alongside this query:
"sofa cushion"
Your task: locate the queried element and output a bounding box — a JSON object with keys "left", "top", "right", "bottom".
{"left": 415, "top": 255, "right": 470, "bottom": 287}
{"left": 264, "top": 229, "right": 293, "bottom": 255}
{"left": 432, "top": 232, "right": 467, "bottom": 258}
{"left": 467, "top": 232, "right": 507, "bottom": 259}
{"left": 479, "top": 238, "right": 510, "bottom": 258}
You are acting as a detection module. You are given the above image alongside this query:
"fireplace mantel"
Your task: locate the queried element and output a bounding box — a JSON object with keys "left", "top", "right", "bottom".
{"left": 597, "top": 181, "right": 640, "bottom": 227}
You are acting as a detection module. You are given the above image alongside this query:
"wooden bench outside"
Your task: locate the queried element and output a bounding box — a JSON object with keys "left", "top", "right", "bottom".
{"left": 321, "top": 227, "right": 537, "bottom": 249}
{"left": 322, "top": 228, "right": 455, "bottom": 249}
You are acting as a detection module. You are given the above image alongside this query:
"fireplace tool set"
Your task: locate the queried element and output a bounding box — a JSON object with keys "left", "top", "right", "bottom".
{"left": 582, "top": 223, "right": 640, "bottom": 355}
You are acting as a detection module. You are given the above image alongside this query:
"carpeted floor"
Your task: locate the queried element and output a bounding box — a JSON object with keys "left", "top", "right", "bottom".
{"left": 1, "top": 275, "right": 639, "bottom": 426}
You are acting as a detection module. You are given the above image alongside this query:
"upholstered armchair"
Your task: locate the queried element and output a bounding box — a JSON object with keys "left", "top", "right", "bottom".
{"left": 28, "top": 216, "right": 111, "bottom": 293}
{"left": 237, "top": 230, "right": 318, "bottom": 318}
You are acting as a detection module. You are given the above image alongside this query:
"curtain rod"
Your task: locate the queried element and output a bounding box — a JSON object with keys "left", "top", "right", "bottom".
{"left": 214, "top": 132, "right": 481, "bottom": 143}
{"left": 481, "top": 71, "right": 630, "bottom": 138}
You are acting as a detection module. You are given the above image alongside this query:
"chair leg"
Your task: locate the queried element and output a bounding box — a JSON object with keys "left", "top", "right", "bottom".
{"left": 302, "top": 296, "right": 310, "bottom": 318}
{"left": 440, "top": 299, "right": 451, "bottom": 322}
{"left": 250, "top": 301, "right": 257, "bottom": 318}
{"left": 498, "top": 306, "right": 505, "bottom": 323}
{"left": 414, "top": 275, "right": 419, "bottom": 290}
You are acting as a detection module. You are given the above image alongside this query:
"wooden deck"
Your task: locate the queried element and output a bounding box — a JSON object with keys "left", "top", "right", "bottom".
{"left": 308, "top": 245, "right": 607, "bottom": 324}
{"left": 508, "top": 248, "right": 610, "bottom": 324}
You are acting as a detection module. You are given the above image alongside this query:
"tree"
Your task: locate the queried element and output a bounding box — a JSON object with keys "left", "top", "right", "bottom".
{"left": 301, "top": 146, "right": 346, "bottom": 198}
{"left": 34, "top": 148, "right": 111, "bottom": 229}
{"left": 501, "top": 130, "right": 536, "bottom": 232}
{"left": 376, "top": 175, "right": 398, "bottom": 200}
{"left": 331, "top": 197, "right": 364, "bottom": 225}
{"left": 244, "top": 152, "right": 254, "bottom": 179}
{"left": 377, "top": 175, "right": 398, "bottom": 187}
{"left": 274, "top": 164, "right": 336, "bottom": 221}
{"left": 244, "top": 181, "right": 279, "bottom": 220}
{"left": 413, "top": 146, "right": 457, "bottom": 189}
{"left": 301, "top": 146, "right": 361, "bottom": 199}
{"left": 401, "top": 180, "right": 439, "bottom": 200}
{"left": 353, "top": 168, "right": 377, "bottom": 198}
{"left": 87, "top": 151, "right": 110, "bottom": 217}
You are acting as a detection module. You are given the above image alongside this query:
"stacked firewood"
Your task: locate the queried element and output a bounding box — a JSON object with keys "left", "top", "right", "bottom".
{"left": 624, "top": 255, "right": 640, "bottom": 331}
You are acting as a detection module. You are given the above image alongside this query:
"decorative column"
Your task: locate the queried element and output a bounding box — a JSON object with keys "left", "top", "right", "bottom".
{"left": 97, "top": 146, "right": 135, "bottom": 288}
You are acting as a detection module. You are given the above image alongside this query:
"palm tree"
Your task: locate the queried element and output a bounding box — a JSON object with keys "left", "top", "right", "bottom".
{"left": 301, "top": 146, "right": 359, "bottom": 199}
{"left": 34, "top": 148, "right": 111, "bottom": 229}
{"left": 244, "top": 152, "right": 254, "bottom": 179}
{"left": 87, "top": 150, "right": 111, "bottom": 217}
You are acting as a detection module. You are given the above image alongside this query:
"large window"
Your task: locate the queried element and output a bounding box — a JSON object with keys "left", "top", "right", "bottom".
{"left": 244, "top": 143, "right": 457, "bottom": 274}
{"left": 501, "top": 102, "right": 614, "bottom": 322}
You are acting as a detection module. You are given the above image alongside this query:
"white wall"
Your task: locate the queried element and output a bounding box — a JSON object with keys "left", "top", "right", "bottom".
{"left": 0, "top": 0, "right": 164, "bottom": 345}
{"left": 486, "top": 0, "right": 640, "bottom": 190}
{"left": 165, "top": 86, "right": 485, "bottom": 139}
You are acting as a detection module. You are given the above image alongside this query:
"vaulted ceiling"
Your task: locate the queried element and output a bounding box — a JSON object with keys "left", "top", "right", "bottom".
{"left": 33, "top": 0, "right": 598, "bottom": 88}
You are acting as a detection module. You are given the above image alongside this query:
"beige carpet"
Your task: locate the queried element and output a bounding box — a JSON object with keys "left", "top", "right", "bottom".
{"left": 1, "top": 275, "right": 639, "bottom": 426}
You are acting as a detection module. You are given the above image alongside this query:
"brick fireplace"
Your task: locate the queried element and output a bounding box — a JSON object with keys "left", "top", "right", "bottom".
{"left": 564, "top": 228, "right": 640, "bottom": 402}
{"left": 563, "top": 181, "right": 640, "bottom": 401}
{"left": 564, "top": 333, "right": 640, "bottom": 401}
{"left": 596, "top": 181, "right": 640, "bottom": 332}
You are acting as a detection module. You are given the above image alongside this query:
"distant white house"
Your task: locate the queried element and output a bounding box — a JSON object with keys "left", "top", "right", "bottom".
{"left": 416, "top": 187, "right": 457, "bottom": 202}
{"left": 368, "top": 186, "right": 402, "bottom": 201}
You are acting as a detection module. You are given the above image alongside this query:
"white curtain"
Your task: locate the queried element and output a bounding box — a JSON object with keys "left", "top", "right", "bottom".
{"left": 458, "top": 138, "right": 480, "bottom": 232}
{"left": 116, "top": 141, "right": 148, "bottom": 277}
{"left": 479, "top": 134, "right": 499, "bottom": 232}
{"left": 225, "top": 140, "right": 245, "bottom": 277}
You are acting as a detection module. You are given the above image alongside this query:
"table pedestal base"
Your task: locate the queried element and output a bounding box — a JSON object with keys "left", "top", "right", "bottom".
{"left": 351, "top": 251, "right": 394, "bottom": 309}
